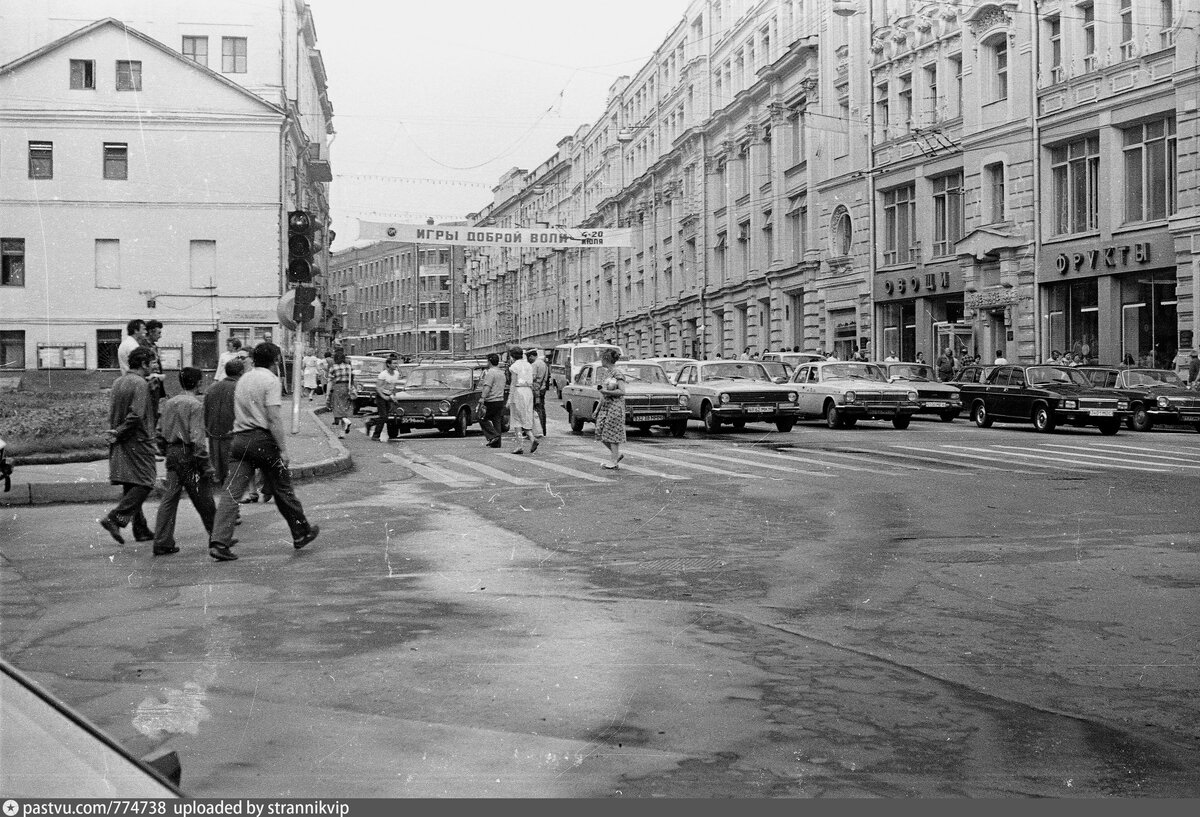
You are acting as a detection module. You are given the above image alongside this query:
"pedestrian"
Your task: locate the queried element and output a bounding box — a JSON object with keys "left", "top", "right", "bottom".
{"left": 527, "top": 348, "right": 550, "bottom": 437}
{"left": 593, "top": 347, "right": 626, "bottom": 470}
{"left": 368, "top": 355, "right": 403, "bottom": 442}
{"left": 259, "top": 331, "right": 286, "bottom": 394}
{"left": 993, "top": 349, "right": 1008, "bottom": 365}
{"left": 915, "top": 351, "right": 927, "bottom": 365}
{"left": 208, "top": 343, "right": 320, "bottom": 562}
{"left": 142, "top": 319, "right": 168, "bottom": 421}
{"left": 151, "top": 367, "right": 216, "bottom": 556}
{"left": 884, "top": 351, "right": 898, "bottom": 362}
{"left": 326, "top": 347, "right": 355, "bottom": 437}
{"left": 98, "top": 346, "right": 157, "bottom": 545}
{"left": 117, "top": 318, "right": 147, "bottom": 374}
{"left": 204, "top": 357, "right": 243, "bottom": 489}
{"left": 301, "top": 347, "right": 320, "bottom": 401}
{"left": 935, "top": 348, "right": 955, "bottom": 381}
{"left": 1188, "top": 350, "right": 1200, "bottom": 390}
{"left": 215, "top": 338, "right": 244, "bottom": 382}
{"left": 318, "top": 351, "right": 332, "bottom": 399}
{"left": 506, "top": 347, "right": 541, "bottom": 455}
{"left": 1046, "top": 349, "right": 1063, "bottom": 364}
{"left": 825, "top": 349, "right": 840, "bottom": 361}
{"left": 479, "top": 353, "right": 507, "bottom": 448}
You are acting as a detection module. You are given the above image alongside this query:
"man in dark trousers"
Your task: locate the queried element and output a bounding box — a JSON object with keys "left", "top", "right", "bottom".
{"left": 208, "top": 343, "right": 319, "bottom": 561}
{"left": 479, "top": 353, "right": 507, "bottom": 448}
{"left": 152, "top": 367, "right": 216, "bottom": 555}
{"left": 204, "top": 357, "right": 243, "bottom": 488}
{"left": 142, "top": 319, "right": 167, "bottom": 422}
{"left": 527, "top": 348, "right": 549, "bottom": 437}
{"left": 99, "top": 346, "right": 158, "bottom": 544}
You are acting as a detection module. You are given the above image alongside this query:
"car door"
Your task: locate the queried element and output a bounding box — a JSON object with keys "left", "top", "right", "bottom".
{"left": 977, "top": 366, "right": 1009, "bottom": 417}
{"left": 792, "top": 365, "right": 817, "bottom": 415}
{"left": 1002, "top": 367, "right": 1032, "bottom": 419}
{"left": 676, "top": 365, "right": 700, "bottom": 415}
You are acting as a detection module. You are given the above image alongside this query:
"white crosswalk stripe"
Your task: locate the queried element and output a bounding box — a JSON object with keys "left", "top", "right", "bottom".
{"left": 557, "top": 450, "right": 689, "bottom": 479}
{"left": 960, "top": 445, "right": 1168, "bottom": 473}
{"left": 439, "top": 454, "right": 538, "bottom": 485}
{"left": 621, "top": 449, "right": 763, "bottom": 479}
{"left": 381, "top": 453, "right": 485, "bottom": 487}
{"left": 739, "top": 447, "right": 915, "bottom": 476}
{"left": 891, "top": 445, "right": 1059, "bottom": 474}
{"left": 1034, "top": 443, "right": 1200, "bottom": 470}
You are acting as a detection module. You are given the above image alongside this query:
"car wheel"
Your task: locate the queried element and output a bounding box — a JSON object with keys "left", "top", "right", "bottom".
{"left": 1097, "top": 419, "right": 1121, "bottom": 436}
{"left": 892, "top": 414, "right": 911, "bottom": 430}
{"left": 669, "top": 420, "right": 688, "bottom": 438}
{"left": 973, "top": 401, "right": 993, "bottom": 428}
{"left": 826, "top": 403, "right": 843, "bottom": 429}
{"left": 568, "top": 406, "right": 585, "bottom": 434}
{"left": 1032, "top": 404, "right": 1056, "bottom": 433}
{"left": 453, "top": 409, "right": 469, "bottom": 437}
{"left": 702, "top": 403, "right": 721, "bottom": 432}
{"left": 636, "top": 424, "right": 654, "bottom": 434}
{"left": 940, "top": 410, "right": 959, "bottom": 423}
{"left": 775, "top": 419, "right": 794, "bottom": 433}
{"left": 1130, "top": 406, "right": 1153, "bottom": 433}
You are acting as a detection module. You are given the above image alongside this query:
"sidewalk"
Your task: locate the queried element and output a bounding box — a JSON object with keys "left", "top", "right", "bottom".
{"left": 0, "top": 407, "right": 351, "bottom": 507}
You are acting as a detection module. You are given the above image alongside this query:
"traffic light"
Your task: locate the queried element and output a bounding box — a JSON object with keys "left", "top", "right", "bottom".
{"left": 292, "top": 285, "right": 317, "bottom": 324}
{"left": 287, "top": 210, "right": 315, "bottom": 283}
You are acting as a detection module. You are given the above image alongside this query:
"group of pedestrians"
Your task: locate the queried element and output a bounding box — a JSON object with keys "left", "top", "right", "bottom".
{"left": 99, "top": 332, "right": 319, "bottom": 563}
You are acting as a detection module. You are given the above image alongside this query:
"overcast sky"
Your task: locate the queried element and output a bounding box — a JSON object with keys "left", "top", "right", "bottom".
{"left": 308, "top": 0, "right": 691, "bottom": 245}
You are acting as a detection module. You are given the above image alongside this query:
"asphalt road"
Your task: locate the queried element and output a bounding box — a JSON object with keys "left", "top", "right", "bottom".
{"left": 3, "top": 406, "right": 1199, "bottom": 797}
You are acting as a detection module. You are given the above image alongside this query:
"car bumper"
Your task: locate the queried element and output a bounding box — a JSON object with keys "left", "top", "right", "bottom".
{"left": 391, "top": 412, "right": 458, "bottom": 426}
{"left": 1147, "top": 408, "right": 1200, "bottom": 423}
{"left": 1055, "top": 409, "right": 1131, "bottom": 424}
{"left": 838, "top": 402, "right": 921, "bottom": 418}
{"left": 916, "top": 400, "right": 961, "bottom": 413}
{"left": 626, "top": 408, "right": 690, "bottom": 424}
{"left": 713, "top": 405, "right": 801, "bottom": 420}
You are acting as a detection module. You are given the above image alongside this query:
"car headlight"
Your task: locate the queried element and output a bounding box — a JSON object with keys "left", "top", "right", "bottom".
{"left": 678, "top": 394, "right": 689, "bottom": 407}
{"left": 394, "top": 407, "right": 405, "bottom": 416}
{"left": 1156, "top": 396, "right": 1170, "bottom": 408}
{"left": 439, "top": 400, "right": 451, "bottom": 413}
{"left": 907, "top": 390, "right": 918, "bottom": 402}
{"left": 787, "top": 392, "right": 798, "bottom": 403}
{"left": 423, "top": 407, "right": 434, "bottom": 417}
{"left": 844, "top": 391, "right": 857, "bottom": 403}
{"left": 719, "top": 393, "right": 730, "bottom": 405}
{"left": 1117, "top": 401, "right": 1128, "bottom": 410}
{"left": 1062, "top": 399, "right": 1077, "bottom": 409}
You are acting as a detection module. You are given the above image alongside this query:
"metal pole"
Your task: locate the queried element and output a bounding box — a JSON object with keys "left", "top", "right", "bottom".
{"left": 291, "top": 323, "right": 303, "bottom": 434}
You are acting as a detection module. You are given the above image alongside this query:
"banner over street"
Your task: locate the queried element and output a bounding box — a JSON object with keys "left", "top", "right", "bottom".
{"left": 357, "top": 220, "right": 633, "bottom": 248}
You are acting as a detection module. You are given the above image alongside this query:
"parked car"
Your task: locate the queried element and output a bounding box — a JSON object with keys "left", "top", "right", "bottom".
{"left": 877, "top": 361, "right": 962, "bottom": 422}
{"left": 642, "top": 357, "right": 697, "bottom": 381}
{"left": 761, "top": 351, "right": 825, "bottom": 369}
{"left": 956, "top": 364, "right": 1130, "bottom": 434}
{"left": 549, "top": 341, "right": 623, "bottom": 398}
{"left": 1075, "top": 366, "right": 1200, "bottom": 432}
{"left": 388, "top": 362, "right": 508, "bottom": 437}
{"left": 788, "top": 361, "right": 921, "bottom": 429}
{"left": 347, "top": 355, "right": 388, "bottom": 413}
{"left": 562, "top": 360, "right": 691, "bottom": 437}
{"left": 673, "top": 360, "right": 802, "bottom": 432}
{"left": 758, "top": 360, "right": 794, "bottom": 384}
{"left": 948, "top": 363, "right": 995, "bottom": 386}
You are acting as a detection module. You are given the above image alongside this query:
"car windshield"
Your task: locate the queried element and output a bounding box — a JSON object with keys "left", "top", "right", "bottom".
{"left": 406, "top": 368, "right": 474, "bottom": 389}
{"left": 1125, "top": 369, "right": 1184, "bottom": 387}
{"left": 352, "top": 358, "right": 385, "bottom": 375}
{"left": 888, "top": 364, "right": 935, "bottom": 381}
{"left": 822, "top": 363, "right": 886, "bottom": 381}
{"left": 616, "top": 363, "right": 670, "bottom": 384}
{"left": 701, "top": 362, "right": 771, "bottom": 381}
{"left": 1028, "top": 366, "right": 1092, "bottom": 386}
{"left": 759, "top": 361, "right": 790, "bottom": 379}
{"left": 654, "top": 359, "right": 693, "bottom": 376}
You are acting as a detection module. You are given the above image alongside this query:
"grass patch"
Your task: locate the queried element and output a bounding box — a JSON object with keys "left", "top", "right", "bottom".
{"left": 0, "top": 392, "right": 110, "bottom": 458}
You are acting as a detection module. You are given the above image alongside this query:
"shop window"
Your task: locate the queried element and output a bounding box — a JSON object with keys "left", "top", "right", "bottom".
{"left": 1042, "top": 279, "right": 1099, "bottom": 363}
{"left": 1120, "top": 276, "right": 1176, "bottom": 368}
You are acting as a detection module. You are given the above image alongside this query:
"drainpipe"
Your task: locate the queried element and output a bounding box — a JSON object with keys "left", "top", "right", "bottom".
{"left": 865, "top": 1, "right": 880, "bottom": 360}
{"left": 1031, "top": 0, "right": 1044, "bottom": 363}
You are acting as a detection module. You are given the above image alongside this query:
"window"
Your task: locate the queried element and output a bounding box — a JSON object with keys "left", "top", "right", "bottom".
{"left": 987, "top": 36, "right": 1008, "bottom": 101}
{"left": 222, "top": 37, "right": 247, "bottom": 73}
{"left": 28, "top": 142, "right": 52, "bottom": 179}
{"left": 875, "top": 82, "right": 889, "bottom": 141}
{"left": 985, "top": 162, "right": 1006, "bottom": 223}
{"left": 1, "top": 238, "right": 25, "bottom": 287}
{"left": 923, "top": 63, "right": 938, "bottom": 123}
{"left": 789, "top": 113, "right": 804, "bottom": 165}
{"left": 882, "top": 185, "right": 916, "bottom": 264}
{"left": 932, "top": 173, "right": 964, "bottom": 257}
{"left": 1161, "top": 0, "right": 1176, "bottom": 47}
{"left": 116, "top": 60, "right": 142, "bottom": 91}
{"left": 1119, "top": 0, "right": 1135, "bottom": 59}
{"left": 1047, "top": 17, "right": 1063, "bottom": 83}
{"left": 738, "top": 220, "right": 751, "bottom": 272}
{"left": 898, "top": 74, "right": 912, "bottom": 131}
{"left": 95, "top": 239, "right": 121, "bottom": 288}
{"left": 787, "top": 195, "right": 807, "bottom": 261}
{"left": 70, "top": 59, "right": 95, "bottom": 89}
{"left": 763, "top": 125, "right": 774, "bottom": 183}
{"left": 739, "top": 144, "right": 751, "bottom": 196}
{"left": 103, "top": 143, "right": 128, "bottom": 180}
{"left": 96, "top": 330, "right": 122, "bottom": 370}
{"left": 762, "top": 211, "right": 775, "bottom": 264}
{"left": 1123, "top": 118, "right": 1177, "bottom": 223}
{"left": 1081, "top": 3, "right": 1096, "bottom": 70}
{"left": 948, "top": 54, "right": 963, "bottom": 117}
{"left": 0, "top": 331, "right": 26, "bottom": 371}
{"left": 1051, "top": 136, "right": 1100, "bottom": 235}
{"left": 715, "top": 232, "right": 728, "bottom": 283}
{"left": 831, "top": 206, "right": 852, "bottom": 258}
{"left": 182, "top": 36, "right": 208, "bottom": 66}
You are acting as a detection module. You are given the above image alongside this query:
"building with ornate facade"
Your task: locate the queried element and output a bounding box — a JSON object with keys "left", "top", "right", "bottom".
{"left": 0, "top": 1, "right": 334, "bottom": 378}
{"left": 462, "top": 0, "right": 1198, "bottom": 373}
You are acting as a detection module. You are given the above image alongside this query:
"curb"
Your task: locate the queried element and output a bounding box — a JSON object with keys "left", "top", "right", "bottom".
{"left": 0, "top": 409, "right": 352, "bottom": 507}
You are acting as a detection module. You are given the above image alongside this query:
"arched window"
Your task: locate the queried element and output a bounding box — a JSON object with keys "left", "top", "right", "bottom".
{"left": 831, "top": 206, "right": 852, "bottom": 257}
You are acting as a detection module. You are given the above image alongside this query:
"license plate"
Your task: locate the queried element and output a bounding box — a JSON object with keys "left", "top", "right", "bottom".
{"left": 633, "top": 414, "right": 665, "bottom": 422}
{"left": 924, "top": 401, "right": 948, "bottom": 408}
{"left": 746, "top": 406, "right": 773, "bottom": 413}
{"left": 1089, "top": 409, "right": 1114, "bottom": 417}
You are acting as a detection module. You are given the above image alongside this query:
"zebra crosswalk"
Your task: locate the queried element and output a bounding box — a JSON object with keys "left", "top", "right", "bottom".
{"left": 371, "top": 432, "right": 1200, "bottom": 490}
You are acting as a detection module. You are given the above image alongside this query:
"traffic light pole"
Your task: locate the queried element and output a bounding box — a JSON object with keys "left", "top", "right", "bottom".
{"left": 291, "top": 325, "right": 304, "bottom": 435}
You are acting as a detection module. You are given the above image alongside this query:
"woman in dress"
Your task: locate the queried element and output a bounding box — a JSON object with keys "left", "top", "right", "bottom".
{"left": 326, "top": 348, "right": 355, "bottom": 437}
{"left": 301, "top": 348, "right": 320, "bottom": 401}
{"left": 593, "top": 347, "right": 626, "bottom": 469}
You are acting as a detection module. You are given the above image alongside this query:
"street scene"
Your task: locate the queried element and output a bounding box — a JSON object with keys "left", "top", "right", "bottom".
{"left": 3, "top": 0, "right": 1200, "bottom": 803}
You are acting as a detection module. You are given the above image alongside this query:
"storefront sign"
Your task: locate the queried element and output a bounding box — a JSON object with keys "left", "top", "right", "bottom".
{"left": 1055, "top": 242, "right": 1153, "bottom": 274}
{"left": 964, "top": 289, "right": 1021, "bottom": 308}
{"left": 882, "top": 269, "right": 952, "bottom": 297}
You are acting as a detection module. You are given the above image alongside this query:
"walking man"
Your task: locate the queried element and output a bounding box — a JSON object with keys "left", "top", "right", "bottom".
{"left": 152, "top": 367, "right": 216, "bottom": 555}
{"left": 99, "top": 346, "right": 158, "bottom": 544}
{"left": 369, "top": 355, "right": 403, "bottom": 441}
{"left": 204, "top": 357, "right": 243, "bottom": 489}
{"left": 208, "top": 343, "right": 320, "bottom": 562}
{"left": 142, "top": 319, "right": 167, "bottom": 421}
{"left": 479, "top": 353, "right": 507, "bottom": 448}
{"left": 527, "top": 348, "right": 550, "bottom": 437}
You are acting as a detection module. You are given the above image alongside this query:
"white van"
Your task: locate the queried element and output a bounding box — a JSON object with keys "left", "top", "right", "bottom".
{"left": 549, "top": 342, "right": 622, "bottom": 398}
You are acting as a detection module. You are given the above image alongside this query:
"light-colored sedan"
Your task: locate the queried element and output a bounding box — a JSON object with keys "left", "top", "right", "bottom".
{"left": 562, "top": 360, "right": 691, "bottom": 437}
{"left": 789, "top": 361, "right": 921, "bottom": 429}
{"left": 642, "top": 357, "right": 697, "bottom": 382}
{"left": 672, "top": 360, "right": 801, "bottom": 433}
{"left": 877, "top": 362, "right": 962, "bottom": 422}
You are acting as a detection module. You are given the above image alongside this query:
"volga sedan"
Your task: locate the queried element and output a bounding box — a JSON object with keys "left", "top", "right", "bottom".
{"left": 788, "top": 361, "right": 921, "bottom": 429}
{"left": 1076, "top": 366, "right": 1200, "bottom": 432}
{"left": 562, "top": 360, "right": 690, "bottom": 437}
{"left": 877, "top": 361, "right": 962, "bottom": 422}
{"left": 956, "top": 364, "right": 1129, "bottom": 434}
{"left": 672, "top": 360, "right": 802, "bottom": 432}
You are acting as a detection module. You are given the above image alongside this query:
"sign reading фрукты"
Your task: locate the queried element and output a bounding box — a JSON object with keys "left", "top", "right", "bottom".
{"left": 356, "top": 220, "right": 633, "bottom": 248}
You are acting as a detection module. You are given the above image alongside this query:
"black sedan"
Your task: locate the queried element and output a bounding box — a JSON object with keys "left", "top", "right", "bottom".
{"left": 388, "top": 362, "right": 507, "bottom": 437}
{"left": 1076, "top": 366, "right": 1200, "bottom": 433}
{"left": 956, "top": 364, "right": 1130, "bottom": 434}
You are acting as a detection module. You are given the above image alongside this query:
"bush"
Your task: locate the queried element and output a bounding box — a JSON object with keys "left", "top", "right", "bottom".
{"left": 0, "top": 392, "right": 110, "bottom": 457}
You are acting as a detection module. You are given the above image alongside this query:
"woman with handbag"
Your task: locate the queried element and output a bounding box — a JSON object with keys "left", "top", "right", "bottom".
{"left": 593, "top": 347, "right": 626, "bottom": 470}
{"left": 327, "top": 348, "right": 355, "bottom": 437}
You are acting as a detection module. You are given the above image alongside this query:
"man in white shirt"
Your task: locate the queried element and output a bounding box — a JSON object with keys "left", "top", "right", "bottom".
{"left": 214, "top": 338, "right": 244, "bottom": 382}
{"left": 993, "top": 350, "right": 1009, "bottom": 365}
{"left": 117, "top": 318, "right": 147, "bottom": 374}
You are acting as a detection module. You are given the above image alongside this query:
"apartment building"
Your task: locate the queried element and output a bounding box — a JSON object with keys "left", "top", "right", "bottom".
{"left": 0, "top": 1, "right": 334, "bottom": 378}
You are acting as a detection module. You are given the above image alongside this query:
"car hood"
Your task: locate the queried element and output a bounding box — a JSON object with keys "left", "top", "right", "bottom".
{"left": 815, "top": 377, "right": 913, "bottom": 391}
{"left": 697, "top": 378, "right": 792, "bottom": 390}
{"left": 893, "top": 379, "right": 959, "bottom": 392}
{"left": 393, "top": 386, "right": 475, "bottom": 400}
{"left": 625, "top": 383, "right": 686, "bottom": 395}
